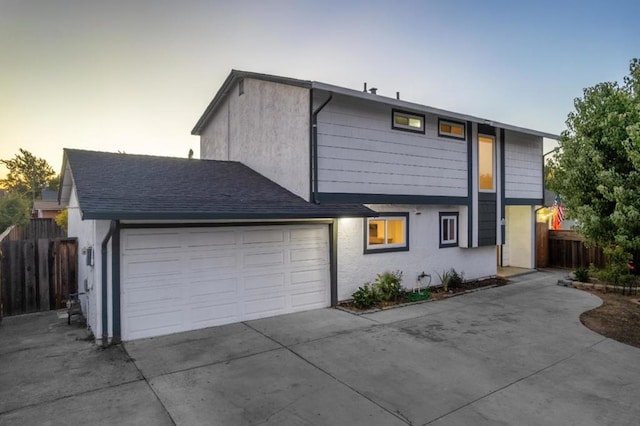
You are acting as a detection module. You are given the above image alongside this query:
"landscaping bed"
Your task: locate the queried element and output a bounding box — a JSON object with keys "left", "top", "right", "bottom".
{"left": 338, "top": 276, "right": 508, "bottom": 313}
{"left": 574, "top": 284, "right": 640, "bottom": 348}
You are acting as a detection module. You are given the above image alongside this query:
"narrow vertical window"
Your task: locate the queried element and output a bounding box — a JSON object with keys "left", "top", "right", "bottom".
{"left": 439, "top": 212, "right": 459, "bottom": 248}
{"left": 479, "top": 135, "right": 495, "bottom": 191}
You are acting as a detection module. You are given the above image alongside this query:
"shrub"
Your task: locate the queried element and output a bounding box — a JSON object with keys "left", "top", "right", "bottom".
{"left": 438, "top": 268, "right": 464, "bottom": 292}
{"left": 600, "top": 246, "right": 632, "bottom": 286}
{"left": 351, "top": 270, "right": 405, "bottom": 308}
{"left": 352, "top": 283, "right": 378, "bottom": 309}
{"left": 375, "top": 270, "right": 404, "bottom": 302}
{"left": 574, "top": 267, "right": 589, "bottom": 283}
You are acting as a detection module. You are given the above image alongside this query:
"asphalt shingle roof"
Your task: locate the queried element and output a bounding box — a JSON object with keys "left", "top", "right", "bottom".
{"left": 63, "top": 149, "right": 374, "bottom": 220}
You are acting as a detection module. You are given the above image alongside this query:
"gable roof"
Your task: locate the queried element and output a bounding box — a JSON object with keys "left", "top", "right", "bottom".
{"left": 192, "top": 69, "right": 560, "bottom": 139}
{"left": 60, "top": 149, "right": 374, "bottom": 221}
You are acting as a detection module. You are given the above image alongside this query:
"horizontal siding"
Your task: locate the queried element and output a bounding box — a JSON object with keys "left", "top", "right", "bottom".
{"left": 317, "top": 95, "right": 467, "bottom": 197}
{"left": 504, "top": 130, "right": 543, "bottom": 199}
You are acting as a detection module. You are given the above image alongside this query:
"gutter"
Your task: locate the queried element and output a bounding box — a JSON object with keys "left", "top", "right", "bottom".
{"left": 310, "top": 90, "right": 333, "bottom": 204}
{"left": 100, "top": 220, "right": 118, "bottom": 346}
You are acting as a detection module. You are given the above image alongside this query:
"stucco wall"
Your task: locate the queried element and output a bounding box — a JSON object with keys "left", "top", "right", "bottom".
{"left": 317, "top": 95, "right": 468, "bottom": 197}
{"left": 67, "top": 188, "right": 111, "bottom": 338}
{"left": 200, "top": 78, "right": 311, "bottom": 201}
{"left": 337, "top": 204, "right": 496, "bottom": 300}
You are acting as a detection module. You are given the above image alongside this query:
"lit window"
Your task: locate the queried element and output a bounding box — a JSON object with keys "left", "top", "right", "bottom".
{"left": 440, "top": 212, "right": 458, "bottom": 248}
{"left": 479, "top": 135, "right": 495, "bottom": 191}
{"left": 438, "top": 119, "right": 466, "bottom": 139}
{"left": 392, "top": 110, "right": 425, "bottom": 133}
{"left": 364, "top": 214, "right": 409, "bottom": 253}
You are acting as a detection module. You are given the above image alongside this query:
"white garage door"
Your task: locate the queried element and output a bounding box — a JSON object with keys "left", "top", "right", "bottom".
{"left": 120, "top": 224, "right": 330, "bottom": 340}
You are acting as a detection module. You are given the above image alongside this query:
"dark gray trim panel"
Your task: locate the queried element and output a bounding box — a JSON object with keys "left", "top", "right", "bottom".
{"left": 111, "top": 226, "right": 121, "bottom": 344}
{"left": 467, "top": 121, "right": 473, "bottom": 246}
{"left": 363, "top": 212, "right": 410, "bottom": 255}
{"left": 505, "top": 198, "right": 543, "bottom": 205}
{"left": 478, "top": 192, "right": 497, "bottom": 246}
{"left": 84, "top": 211, "right": 372, "bottom": 220}
{"left": 500, "top": 128, "right": 506, "bottom": 245}
{"left": 317, "top": 193, "right": 468, "bottom": 205}
{"left": 329, "top": 220, "right": 338, "bottom": 306}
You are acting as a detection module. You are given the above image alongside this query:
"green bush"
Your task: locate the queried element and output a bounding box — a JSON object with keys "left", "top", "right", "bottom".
{"left": 574, "top": 267, "right": 590, "bottom": 283}
{"left": 352, "top": 283, "right": 378, "bottom": 309}
{"left": 351, "top": 270, "right": 405, "bottom": 308}
{"left": 600, "top": 246, "right": 632, "bottom": 286}
{"left": 438, "top": 268, "right": 464, "bottom": 291}
{"left": 375, "top": 270, "right": 404, "bottom": 302}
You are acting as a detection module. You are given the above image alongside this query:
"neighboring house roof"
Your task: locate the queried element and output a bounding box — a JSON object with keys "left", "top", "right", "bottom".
{"left": 41, "top": 189, "right": 59, "bottom": 201}
{"left": 60, "top": 149, "right": 374, "bottom": 220}
{"left": 192, "top": 69, "right": 560, "bottom": 140}
{"left": 33, "top": 200, "right": 62, "bottom": 212}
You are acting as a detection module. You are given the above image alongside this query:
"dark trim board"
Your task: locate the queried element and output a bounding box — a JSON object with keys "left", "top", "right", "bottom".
{"left": 317, "top": 193, "right": 468, "bottom": 205}
{"left": 500, "top": 128, "right": 506, "bottom": 245}
{"left": 466, "top": 121, "right": 473, "bottom": 247}
{"left": 505, "top": 198, "right": 543, "bottom": 206}
{"left": 329, "top": 220, "right": 338, "bottom": 306}
{"left": 118, "top": 220, "right": 335, "bottom": 229}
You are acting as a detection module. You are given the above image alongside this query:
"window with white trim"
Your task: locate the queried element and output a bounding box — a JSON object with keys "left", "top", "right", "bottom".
{"left": 364, "top": 213, "right": 409, "bottom": 254}
{"left": 439, "top": 212, "right": 458, "bottom": 248}
{"left": 392, "top": 109, "right": 425, "bottom": 133}
{"left": 438, "top": 118, "right": 466, "bottom": 139}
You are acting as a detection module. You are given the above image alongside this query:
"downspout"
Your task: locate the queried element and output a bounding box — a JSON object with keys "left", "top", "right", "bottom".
{"left": 101, "top": 220, "right": 117, "bottom": 346}
{"left": 311, "top": 90, "right": 333, "bottom": 204}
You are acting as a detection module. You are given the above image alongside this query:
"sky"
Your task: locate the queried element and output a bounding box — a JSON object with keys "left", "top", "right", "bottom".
{"left": 1, "top": 0, "right": 639, "bottom": 178}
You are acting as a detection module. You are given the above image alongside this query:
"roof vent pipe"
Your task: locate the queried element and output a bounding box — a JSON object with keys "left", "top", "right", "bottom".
{"left": 396, "top": 92, "right": 400, "bottom": 100}
{"left": 369, "top": 87, "right": 378, "bottom": 95}
{"left": 363, "top": 82, "right": 367, "bottom": 92}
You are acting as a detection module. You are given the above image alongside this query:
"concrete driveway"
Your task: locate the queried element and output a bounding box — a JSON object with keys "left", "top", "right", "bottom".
{"left": 1, "top": 270, "right": 639, "bottom": 425}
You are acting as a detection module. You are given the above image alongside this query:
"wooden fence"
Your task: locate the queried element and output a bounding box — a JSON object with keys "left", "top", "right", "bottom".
{"left": 0, "top": 219, "right": 76, "bottom": 317}
{"left": 545, "top": 229, "right": 605, "bottom": 269}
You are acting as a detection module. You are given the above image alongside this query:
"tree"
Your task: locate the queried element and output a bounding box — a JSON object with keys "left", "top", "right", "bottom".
{"left": 549, "top": 59, "right": 640, "bottom": 253}
{"left": 0, "top": 149, "right": 56, "bottom": 205}
{"left": 0, "top": 193, "right": 30, "bottom": 232}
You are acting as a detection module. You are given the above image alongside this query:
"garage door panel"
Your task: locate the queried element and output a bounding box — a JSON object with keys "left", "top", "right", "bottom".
{"left": 291, "top": 290, "right": 328, "bottom": 310}
{"left": 126, "top": 309, "right": 183, "bottom": 340}
{"left": 290, "top": 227, "right": 326, "bottom": 242}
{"left": 123, "top": 256, "right": 183, "bottom": 279}
{"left": 291, "top": 269, "right": 326, "bottom": 286}
{"left": 243, "top": 272, "right": 285, "bottom": 294}
{"left": 124, "top": 231, "right": 182, "bottom": 250}
{"left": 242, "top": 229, "right": 285, "bottom": 244}
{"left": 186, "top": 230, "right": 237, "bottom": 247}
{"left": 122, "top": 225, "right": 330, "bottom": 341}
{"left": 189, "top": 277, "right": 238, "bottom": 299}
{"left": 290, "top": 247, "right": 328, "bottom": 264}
{"left": 189, "top": 253, "right": 237, "bottom": 272}
{"left": 189, "top": 302, "right": 239, "bottom": 326}
{"left": 242, "top": 250, "right": 285, "bottom": 268}
{"left": 243, "top": 295, "right": 286, "bottom": 318}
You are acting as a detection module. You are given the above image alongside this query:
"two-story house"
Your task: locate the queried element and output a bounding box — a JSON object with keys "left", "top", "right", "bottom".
{"left": 61, "top": 70, "right": 558, "bottom": 343}
{"left": 193, "top": 70, "right": 558, "bottom": 301}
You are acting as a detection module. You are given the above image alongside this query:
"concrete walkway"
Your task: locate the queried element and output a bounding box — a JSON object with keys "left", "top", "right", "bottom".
{"left": 1, "top": 270, "right": 639, "bottom": 425}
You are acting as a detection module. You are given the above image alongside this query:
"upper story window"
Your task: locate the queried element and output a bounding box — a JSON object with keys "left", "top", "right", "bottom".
{"left": 364, "top": 213, "right": 409, "bottom": 254}
{"left": 479, "top": 134, "right": 495, "bottom": 191}
{"left": 438, "top": 119, "right": 466, "bottom": 140}
{"left": 392, "top": 109, "right": 425, "bottom": 134}
{"left": 439, "top": 212, "right": 459, "bottom": 248}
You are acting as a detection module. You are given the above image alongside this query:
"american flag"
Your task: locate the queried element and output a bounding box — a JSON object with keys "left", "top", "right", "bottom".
{"left": 552, "top": 196, "right": 564, "bottom": 229}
